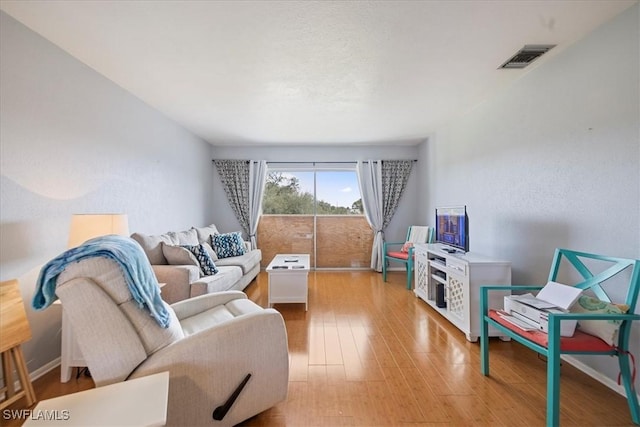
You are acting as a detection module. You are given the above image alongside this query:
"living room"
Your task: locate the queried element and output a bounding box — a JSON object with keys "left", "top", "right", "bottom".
{"left": 1, "top": 1, "right": 638, "bottom": 426}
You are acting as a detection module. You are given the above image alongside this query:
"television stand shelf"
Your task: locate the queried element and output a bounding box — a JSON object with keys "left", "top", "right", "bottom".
{"left": 414, "top": 243, "right": 512, "bottom": 342}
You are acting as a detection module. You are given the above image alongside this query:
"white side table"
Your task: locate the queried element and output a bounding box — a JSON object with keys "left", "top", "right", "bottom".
{"left": 23, "top": 371, "right": 169, "bottom": 426}
{"left": 266, "top": 254, "right": 310, "bottom": 310}
{"left": 54, "top": 301, "right": 86, "bottom": 383}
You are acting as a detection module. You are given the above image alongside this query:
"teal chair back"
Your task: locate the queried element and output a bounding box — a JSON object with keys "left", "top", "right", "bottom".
{"left": 382, "top": 226, "right": 433, "bottom": 290}
{"left": 548, "top": 249, "right": 640, "bottom": 310}
{"left": 480, "top": 248, "right": 640, "bottom": 426}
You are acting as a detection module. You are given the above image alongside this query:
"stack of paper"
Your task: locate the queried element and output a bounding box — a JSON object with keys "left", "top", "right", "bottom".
{"left": 536, "top": 281, "right": 582, "bottom": 310}
{"left": 502, "top": 281, "right": 583, "bottom": 337}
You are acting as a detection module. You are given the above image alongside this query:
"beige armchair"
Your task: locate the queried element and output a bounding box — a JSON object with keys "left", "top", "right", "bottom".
{"left": 55, "top": 256, "right": 289, "bottom": 427}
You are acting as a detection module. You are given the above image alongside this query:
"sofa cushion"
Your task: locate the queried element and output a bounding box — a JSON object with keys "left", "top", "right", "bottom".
{"left": 131, "top": 233, "right": 174, "bottom": 265}
{"left": 181, "top": 244, "right": 219, "bottom": 276}
{"left": 193, "top": 224, "right": 219, "bottom": 244}
{"left": 212, "top": 232, "right": 246, "bottom": 258}
{"left": 214, "top": 249, "right": 262, "bottom": 275}
{"left": 131, "top": 229, "right": 199, "bottom": 265}
{"left": 166, "top": 228, "right": 198, "bottom": 246}
{"left": 162, "top": 243, "right": 199, "bottom": 267}
{"left": 190, "top": 266, "right": 243, "bottom": 297}
{"left": 201, "top": 242, "right": 218, "bottom": 261}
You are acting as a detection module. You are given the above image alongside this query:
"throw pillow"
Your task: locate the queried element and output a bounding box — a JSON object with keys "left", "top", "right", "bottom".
{"left": 181, "top": 244, "right": 219, "bottom": 276}
{"left": 162, "top": 243, "right": 199, "bottom": 267}
{"left": 211, "top": 232, "right": 246, "bottom": 259}
{"left": 401, "top": 242, "right": 414, "bottom": 253}
{"left": 201, "top": 242, "right": 218, "bottom": 261}
{"left": 194, "top": 224, "right": 219, "bottom": 244}
{"left": 571, "top": 295, "right": 630, "bottom": 346}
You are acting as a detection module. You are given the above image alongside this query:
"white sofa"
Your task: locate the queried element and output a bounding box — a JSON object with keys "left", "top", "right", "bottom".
{"left": 131, "top": 224, "right": 261, "bottom": 304}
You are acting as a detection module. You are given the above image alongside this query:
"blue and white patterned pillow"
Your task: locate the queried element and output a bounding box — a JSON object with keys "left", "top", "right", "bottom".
{"left": 211, "top": 232, "right": 246, "bottom": 259}
{"left": 181, "top": 244, "right": 218, "bottom": 276}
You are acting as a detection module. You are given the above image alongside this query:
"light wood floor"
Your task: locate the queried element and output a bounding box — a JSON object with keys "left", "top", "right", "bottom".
{"left": 5, "top": 271, "right": 635, "bottom": 426}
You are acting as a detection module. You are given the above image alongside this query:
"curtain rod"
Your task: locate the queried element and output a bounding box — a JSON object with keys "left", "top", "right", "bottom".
{"left": 211, "top": 160, "right": 418, "bottom": 164}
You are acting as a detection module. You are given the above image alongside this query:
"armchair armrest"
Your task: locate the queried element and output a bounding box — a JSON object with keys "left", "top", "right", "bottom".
{"left": 152, "top": 265, "right": 200, "bottom": 304}
{"left": 171, "top": 291, "right": 248, "bottom": 320}
{"left": 546, "top": 312, "right": 640, "bottom": 322}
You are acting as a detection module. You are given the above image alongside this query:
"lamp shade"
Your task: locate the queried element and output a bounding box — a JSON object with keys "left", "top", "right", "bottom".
{"left": 68, "top": 214, "right": 130, "bottom": 248}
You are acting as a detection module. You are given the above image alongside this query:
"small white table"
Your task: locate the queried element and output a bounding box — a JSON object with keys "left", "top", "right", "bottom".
{"left": 53, "top": 301, "right": 86, "bottom": 383}
{"left": 266, "top": 254, "right": 310, "bottom": 311}
{"left": 23, "top": 371, "right": 169, "bottom": 426}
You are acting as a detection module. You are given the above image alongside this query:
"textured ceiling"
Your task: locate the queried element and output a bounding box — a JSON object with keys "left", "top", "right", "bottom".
{"left": 1, "top": 0, "right": 635, "bottom": 146}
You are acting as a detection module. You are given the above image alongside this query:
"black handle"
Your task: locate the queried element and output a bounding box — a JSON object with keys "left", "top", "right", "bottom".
{"left": 212, "top": 373, "right": 252, "bottom": 421}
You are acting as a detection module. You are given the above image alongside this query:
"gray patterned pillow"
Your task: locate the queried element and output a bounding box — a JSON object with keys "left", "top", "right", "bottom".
{"left": 181, "top": 244, "right": 219, "bottom": 276}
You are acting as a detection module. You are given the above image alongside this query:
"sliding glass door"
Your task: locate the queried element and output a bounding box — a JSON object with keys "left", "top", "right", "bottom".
{"left": 258, "top": 167, "right": 372, "bottom": 269}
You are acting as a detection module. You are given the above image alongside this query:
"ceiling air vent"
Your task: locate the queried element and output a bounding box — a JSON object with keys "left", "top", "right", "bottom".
{"left": 499, "top": 45, "right": 556, "bottom": 69}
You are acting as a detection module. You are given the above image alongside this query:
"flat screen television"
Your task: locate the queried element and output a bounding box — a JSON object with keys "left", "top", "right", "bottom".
{"left": 435, "top": 206, "right": 469, "bottom": 253}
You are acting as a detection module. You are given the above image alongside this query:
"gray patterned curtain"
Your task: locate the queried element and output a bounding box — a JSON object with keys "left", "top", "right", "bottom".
{"left": 357, "top": 160, "right": 413, "bottom": 272}
{"left": 214, "top": 160, "right": 267, "bottom": 249}
{"left": 381, "top": 160, "right": 413, "bottom": 229}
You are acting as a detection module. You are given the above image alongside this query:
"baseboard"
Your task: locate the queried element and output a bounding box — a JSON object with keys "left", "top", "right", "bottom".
{"left": 561, "top": 355, "right": 640, "bottom": 401}
{"left": 29, "top": 357, "right": 61, "bottom": 382}
{"left": 0, "top": 358, "right": 60, "bottom": 400}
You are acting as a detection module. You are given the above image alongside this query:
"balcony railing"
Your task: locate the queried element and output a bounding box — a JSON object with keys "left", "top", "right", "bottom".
{"left": 257, "top": 215, "right": 374, "bottom": 269}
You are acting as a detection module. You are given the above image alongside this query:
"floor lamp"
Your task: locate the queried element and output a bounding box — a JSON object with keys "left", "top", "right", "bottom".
{"left": 67, "top": 214, "right": 129, "bottom": 248}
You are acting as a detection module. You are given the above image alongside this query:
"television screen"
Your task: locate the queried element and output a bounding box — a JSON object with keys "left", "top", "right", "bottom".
{"left": 435, "top": 206, "right": 469, "bottom": 253}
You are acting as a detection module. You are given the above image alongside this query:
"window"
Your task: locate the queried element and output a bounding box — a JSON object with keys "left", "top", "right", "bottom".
{"left": 258, "top": 168, "right": 372, "bottom": 269}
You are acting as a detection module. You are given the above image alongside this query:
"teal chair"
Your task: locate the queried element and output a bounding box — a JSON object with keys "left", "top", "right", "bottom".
{"left": 480, "top": 248, "right": 640, "bottom": 426}
{"left": 382, "top": 226, "right": 433, "bottom": 290}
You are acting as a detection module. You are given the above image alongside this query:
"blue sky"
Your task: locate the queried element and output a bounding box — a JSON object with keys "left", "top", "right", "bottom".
{"left": 284, "top": 171, "right": 361, "bottom": 208}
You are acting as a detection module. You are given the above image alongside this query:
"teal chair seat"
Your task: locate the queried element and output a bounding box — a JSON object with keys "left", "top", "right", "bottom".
{"left": 382, "top": 226, "right": 433, "bottom": 290}
{"left": 480, "top": 248, "right": 640, "bottom": 426}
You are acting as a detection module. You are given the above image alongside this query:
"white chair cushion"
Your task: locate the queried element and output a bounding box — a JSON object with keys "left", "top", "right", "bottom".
{"left": 180, "top": 305, "right": 235, "bottom": 336}
{"left": 179, "top": 298, "right": 266, "bottom": 337}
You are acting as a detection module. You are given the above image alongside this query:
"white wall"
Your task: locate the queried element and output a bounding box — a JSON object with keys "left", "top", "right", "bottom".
{"left": 0, "top": 12, "right": 214, "bottom": 375}
{"left": 419, "top": 5, "right": 639, "bottom": 391}
{"left": 211, "top": 144, "right": 422, "bottom": 245}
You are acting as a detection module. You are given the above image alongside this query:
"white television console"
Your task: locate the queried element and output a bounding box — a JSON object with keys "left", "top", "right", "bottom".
{"left": 413, "top": 243, "right": 512, "bottom": 342}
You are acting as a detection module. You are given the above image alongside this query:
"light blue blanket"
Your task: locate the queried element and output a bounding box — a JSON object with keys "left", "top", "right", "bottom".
{"left": 33, "top": 235, "right": 170, "bottom": 328}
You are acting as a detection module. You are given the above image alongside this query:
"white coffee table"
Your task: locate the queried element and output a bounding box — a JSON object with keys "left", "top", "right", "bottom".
{"left": 266, "top": 254, "right": 310, "bottom": 311}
